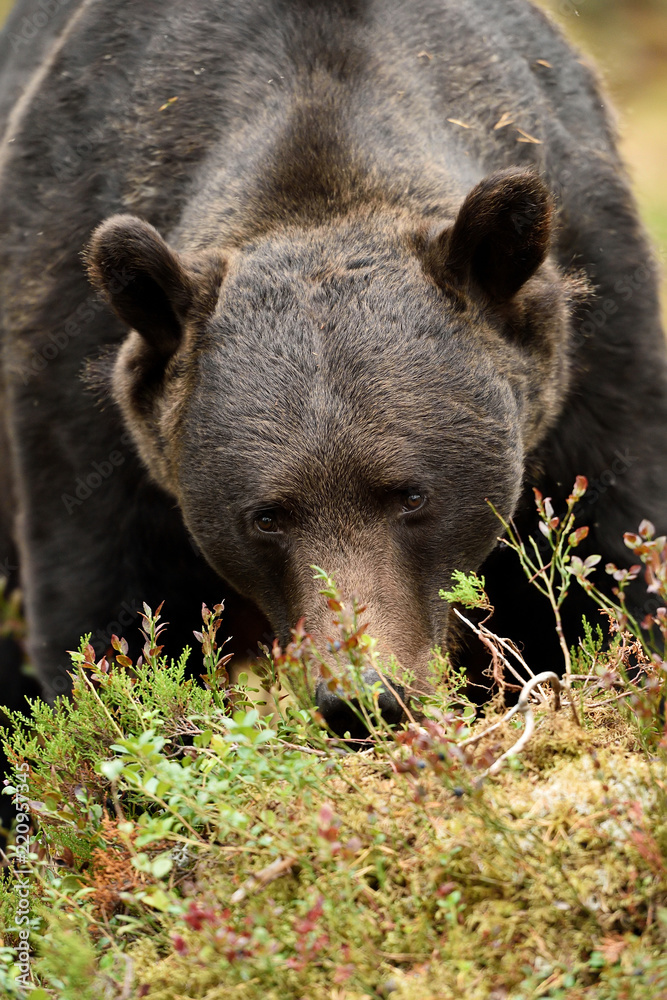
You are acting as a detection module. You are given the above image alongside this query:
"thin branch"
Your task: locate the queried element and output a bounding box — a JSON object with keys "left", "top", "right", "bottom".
{"left": 585, "top": 689, "right": 634, "bottom": 709}
{"left": 229, "top": 856, "right": 296, "bottom": 904}
{"left": 452, "top": 608, "right": 539, "bottom": 690}
{"left": 477, "top": 671, "right": 563, "bottom": 778}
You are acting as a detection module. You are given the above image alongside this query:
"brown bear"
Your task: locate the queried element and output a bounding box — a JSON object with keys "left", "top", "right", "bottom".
{"left": 1, "top": 0, "right": 666, "bottom": 743}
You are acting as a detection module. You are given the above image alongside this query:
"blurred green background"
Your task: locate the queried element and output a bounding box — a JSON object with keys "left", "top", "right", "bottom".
{"left": 1, "top": 0, "right": 666, "bottom": 315}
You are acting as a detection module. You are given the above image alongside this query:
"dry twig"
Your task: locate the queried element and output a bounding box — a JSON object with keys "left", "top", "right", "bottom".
{"left": 229, "top": 856, "right": 296, "bottom": 904}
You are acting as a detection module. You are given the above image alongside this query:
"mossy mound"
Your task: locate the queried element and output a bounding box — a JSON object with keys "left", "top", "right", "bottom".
{"left": 1, "top": 629, "right": 666, "bottom": 1000}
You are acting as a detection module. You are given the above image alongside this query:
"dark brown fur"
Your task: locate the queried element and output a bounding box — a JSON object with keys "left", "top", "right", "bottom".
{"left": 0, "top": 0, "right": 665, "bottom": 740}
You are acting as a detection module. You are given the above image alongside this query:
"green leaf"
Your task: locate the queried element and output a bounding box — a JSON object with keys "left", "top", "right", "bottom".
{"left": 142, "top": 888, "right": 172, "bottom": 911}
{"left": 98, "top": 759, "right": 125, "bottom": 780}
{"left": 440, "top": 570, "right": 491, "bottom": 611}
{"left": 151, "top": 854, "right": 174, "bottom": 878}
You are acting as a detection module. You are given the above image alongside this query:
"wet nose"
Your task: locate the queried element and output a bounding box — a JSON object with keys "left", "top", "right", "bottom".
{"left": 315, "top": 668, "right": 405, "bottom": 740}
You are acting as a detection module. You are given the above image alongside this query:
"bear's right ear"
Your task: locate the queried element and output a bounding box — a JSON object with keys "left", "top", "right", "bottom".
{"left": 85, "top": 215, "right": 226, "bottom": 357}
{"left": 426, "top": 170, "right": 553, "bottom": 304}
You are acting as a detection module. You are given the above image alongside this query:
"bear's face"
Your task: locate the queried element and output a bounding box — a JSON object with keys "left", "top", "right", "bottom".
{"left": 87, "top": 170, "right": 573, "bottom": 694}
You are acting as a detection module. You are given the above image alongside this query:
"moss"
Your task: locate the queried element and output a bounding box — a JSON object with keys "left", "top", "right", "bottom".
{"left": 1, "top": 587, "right": 666, "bottom": 1000}
{"left": 99, "top": 740, "right": 665, "bottom": 1000}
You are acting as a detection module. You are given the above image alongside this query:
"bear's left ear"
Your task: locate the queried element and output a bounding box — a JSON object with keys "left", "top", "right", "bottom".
{"left": 427, "top": 170, "right": 553, "bottom": 303}
{"left": 85, "top": 215, "right": 226, "bottom": 357}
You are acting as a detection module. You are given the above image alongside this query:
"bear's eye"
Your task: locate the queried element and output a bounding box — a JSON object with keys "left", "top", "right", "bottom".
{"left": 401, "top": 490, "right": 426, "bottom": 513}
{"left": 254, "top": 512, "right": 280, "bottom": 533}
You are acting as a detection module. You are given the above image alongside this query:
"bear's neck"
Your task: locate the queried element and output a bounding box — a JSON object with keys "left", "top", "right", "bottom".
{"left": 172, "top": 72, "right": 479, "bottom": 251}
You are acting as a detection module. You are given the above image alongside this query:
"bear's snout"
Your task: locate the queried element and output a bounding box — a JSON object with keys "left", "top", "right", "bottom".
{"left": 315, "top": 668, "right": 405, "bottom": 740}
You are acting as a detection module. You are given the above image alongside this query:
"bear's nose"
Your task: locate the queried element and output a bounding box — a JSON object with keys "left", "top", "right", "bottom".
{"left": 315, "top": 668, "right": 405, "bottom": 740}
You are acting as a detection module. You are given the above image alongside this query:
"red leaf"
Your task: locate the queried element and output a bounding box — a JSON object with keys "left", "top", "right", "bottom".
{"left": 638, "top": 519, "right": 655, "bottom": 540}
{"left": 568, "top": 526, "right": 589, "bottom": 547}
{"left": 572, "top": 475, "right": 588, "bottom": 498}
{"left": 172, "top": 934, "right": 188, "bottom": 955}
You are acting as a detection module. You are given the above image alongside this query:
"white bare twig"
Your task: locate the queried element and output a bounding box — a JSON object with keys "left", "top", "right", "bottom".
{"left": 460, "top": 671, "right": 561, "bottom": 753}
{"left": 477, "top": 671, "right": 563, "bottom": 779}
{"left": 229, "top": 856, "right": 296, "bottom": 904}
{"left": 453, "top": 608, "right": 582, "bottom": 727}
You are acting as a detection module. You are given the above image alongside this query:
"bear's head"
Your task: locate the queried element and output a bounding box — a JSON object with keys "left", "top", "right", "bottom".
{"left": 86, "top": 170, "right": 574, "bottom": 732}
